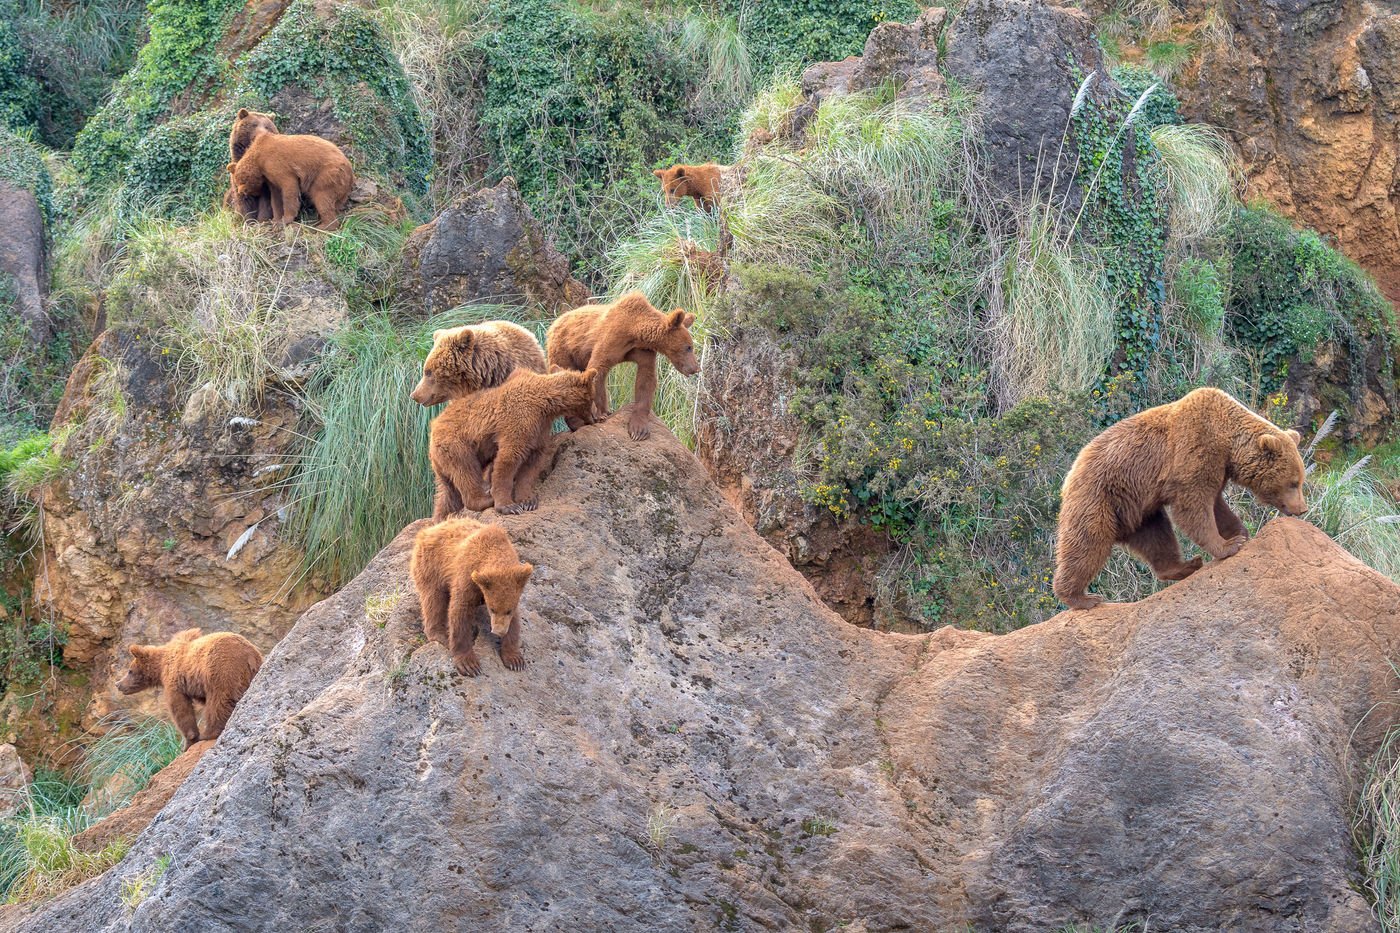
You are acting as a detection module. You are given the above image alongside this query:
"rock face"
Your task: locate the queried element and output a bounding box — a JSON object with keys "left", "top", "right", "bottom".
{"left": 36, "top": 330, "right": 329, "bottom": 722}
{"left": 12, "top": 421, "right": 1400, "bottom": 932}
{"left": 1180, "top": 0, "right": 1400, "bottom": 304}
{"left": 400, "top": 177, "right": 590, "bottom": 315}
{"left": 0, "top": 181, "right": 49, "bottom": 343}
{"left": 72, "top": 742, "right": 213, "bottom": 855}
{"left": 0, "top": 744, "right": 31, "bottom": 819}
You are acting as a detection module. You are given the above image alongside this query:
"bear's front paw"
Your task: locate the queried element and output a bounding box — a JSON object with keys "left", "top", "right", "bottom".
{"left": 499, "top": 647, "right": 526, "bottom": 671}
{"left": 454, "top": 652, "right": 482, "bottom": 677}
{"left": 1062, "top": 593, "right": 1104, "bottom": 610}
{"left": 627, "top": 413, "right": 652, "bottom": 441}
{"left": 1217, "top": 535, "right": 1247, "bottom": 559}
{"left": 497, "top": 499, "right": 537, "bottom": 515}
{"left": 465, "top": 495, "right": 493, "bottom": 512}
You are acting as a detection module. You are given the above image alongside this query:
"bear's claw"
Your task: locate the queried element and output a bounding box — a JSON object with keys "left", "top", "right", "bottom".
{"left": 453, "top": 653, "right": 482, "bottom": 677}
{"left": 500, "top": 649, "right": 526, "bottom": 671}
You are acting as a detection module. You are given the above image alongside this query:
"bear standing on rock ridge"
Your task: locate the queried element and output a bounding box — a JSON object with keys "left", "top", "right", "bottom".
{"left": 1054, "top": 387, "right": 1308, "bottom": 610}
{"left": 411, "top": 516, "right": 533, "bottom": 677}
{"left": 116, "top": 629, "right": 263, "bottom": 748}
{"left": 428, "top": 367, "right": 599, "bottom": 519}
{"left": 228, "top": 131, "right": 353, "bottom": 230}
{"left": 410, "top": 321, "right": 547, "bottom": 406}
{"left": 545, "top": 291, "right": 700, "bottom": 441}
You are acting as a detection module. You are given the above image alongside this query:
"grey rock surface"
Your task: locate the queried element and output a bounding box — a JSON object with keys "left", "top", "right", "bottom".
{"left": 9, "top": 421, "right": 1399, "bottom": 932}
{"left": 0, "top": 180, "right": 49, "bottom": 342}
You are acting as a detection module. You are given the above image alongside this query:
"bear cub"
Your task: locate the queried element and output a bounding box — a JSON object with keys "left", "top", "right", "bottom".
{"left": 1053, "top": 387, "right": 1307, "bottom": 610}
{"left": 117, "top": 629, "right": 264, "bottom": 747}
{"left": 545, "top": 291, "right": 700, "bottom": 441}
{"left": 652, "top": 162, "right": 728, "bottom": 212}
{"left": 411, "top": 321, "right": 547, "bottom": 406}
{"left": 429, "top": 367, "right": 599, "bottom": 519}
{"left": 411, "top": 516, "right": 533, "bottom": 677}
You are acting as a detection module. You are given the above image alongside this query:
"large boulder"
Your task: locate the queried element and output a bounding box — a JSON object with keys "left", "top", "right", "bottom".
{"left": 0, "top": 181, "right": 49, "bottom": 343}
{"left": 72, "top": 742, "right": 214, "bottom": 855}
{"left": 10, "top": 421, "right": 1400, "bottom": 931}
{"left": 1179, "top": 0, "right": 1400, "bottom": 305}
{"left": 400, "top": 177, "right": 590, "bottom": 315}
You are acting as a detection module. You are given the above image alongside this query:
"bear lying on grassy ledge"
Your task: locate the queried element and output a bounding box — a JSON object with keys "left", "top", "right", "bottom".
{"left": 20, "top": 418, "right": 1400, "bottom": 933}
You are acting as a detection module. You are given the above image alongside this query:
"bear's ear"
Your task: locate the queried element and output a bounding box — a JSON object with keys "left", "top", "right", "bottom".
{"left": 1258, "top": 434, "right": 1283, "bottom": 455}
{"left": 128, "top": 645, "right": 148, "bottom": 659}
{"left": 673, "top": 166, "right": 686, "bottom": 178}
{"left": 1284, "top": 428, "right": 1302, "bottom": 445}
{"left": 666, "top": 309, "right": 686, "bottom": 329}
{"left": 682, "top": 312, "right": 697, "bottom": 328}
{"left": 469, "top": 570, "right": 485, "bottom": 589}
{"left": 237, "top": 108, "right": 249, "bottom": 119}
{"left": 226, "top": 162, "right": 237, "bottom": 175}
{"left": 653, "top": 168, "right": 665, "bottom": 178}
{"left": 515, "top": 563, "right": 534, "bottom": 587}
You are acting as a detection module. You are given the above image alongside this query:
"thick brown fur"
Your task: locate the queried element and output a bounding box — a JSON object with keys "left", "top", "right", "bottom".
{"left": 545, "top": 291, "right": 700, "bottom": 441}
{"left": 1053, "top": 387, "right": 1307, "bottom": 610}
{"left": 652, "top": 162, "right": 728, "bottom": 211}
{"left": 410, "top": 516, "right": 533, "bottom": 676}
{"left": 228, "top": 132, "right": 353, "bottom": 230}
{"left": 429, "top": 367, "right": 599, "bottom": 519}
{"left": 410, "top": 321, "right": 548, "bottom": 406}
{"left": 225, "top": 109, "right": 278, "bottom": 222}
{"left": 116, "top": 628, "right": 263, "bottom": 747}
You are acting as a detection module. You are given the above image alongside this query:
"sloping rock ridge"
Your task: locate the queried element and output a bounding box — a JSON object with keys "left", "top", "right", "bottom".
{"left": 8, "top": 421, "right": 1399, "bottom": 932}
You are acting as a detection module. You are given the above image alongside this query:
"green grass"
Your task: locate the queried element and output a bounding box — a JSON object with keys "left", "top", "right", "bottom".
{"left": 283, "top": 303, "right": 550, "bottom": 587}
{"left": 1304, "top": 454, "right": 1400, "bottom": 582}
{"left": 1357, "top": 675, "right": 1400, "bottom": 931}
{"left": 1150, "top": 122, "right": 1235, "bottom": 244}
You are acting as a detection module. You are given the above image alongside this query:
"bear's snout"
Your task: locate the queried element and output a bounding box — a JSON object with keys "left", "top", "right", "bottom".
{"left": 410, "top": 379, "right": 444, "bottom": 407}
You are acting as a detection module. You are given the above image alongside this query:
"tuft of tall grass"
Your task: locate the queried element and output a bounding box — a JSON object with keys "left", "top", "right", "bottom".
{"left": 1304, "top": 455, "right": 1400, "bottom": 582}
{"left": 681, "top": 10, "right": 753, "bottom": 105}
{"left": 1150, "top": 122, "right": 1236, "bottom": 244}
{"left": 1358, "top": 684, "right": 1400, "bottom": 931}
{"left": 723, "top": 156, "right": 837, "bottom": 268}
{"left": 608, "top": 209, "right": 723, "bottom": 313}
{"left": 77, "top": 716, "right": 184, "bottom": 819}
{"left": 284, "top": 303, "right": 550, "bottom": 587}
{"left": 735, "top": 73, "right": 803, "bottom": 152}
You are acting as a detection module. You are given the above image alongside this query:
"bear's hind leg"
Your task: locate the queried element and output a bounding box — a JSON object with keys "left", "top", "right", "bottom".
{"left": 200, "top": 693, "right": 239, "bottom": 742}
{"left": 309, "top": 183, "right": 341, "bottom": 231}
{"left": 166, "top": 691, "right": 201, "bottom": 748}
{"left": 1123, "top": 510, "right": 1203, "bottom": 581}
{"left": 1053, "top": 511, "right": 1114, "bottom": 610}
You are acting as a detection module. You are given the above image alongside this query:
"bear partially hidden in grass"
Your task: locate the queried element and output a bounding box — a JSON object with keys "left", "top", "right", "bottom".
{"left": 428, "top": 367, "right": 598, "bottom": 519}
{"left": 116, "top": 629, "right": 263, "bottom": 748}
{"left": 545, "top": 291, "right": 700, "bottom": 441}
{"left": 411, "top": 516, "right": 533, "bottom": 676}
{"left": 652, "top": 162, "right": 728, "bottom": 211}
{"left": 410, "top": 321, "right": 547, "bottom": 407}
{"left": 228, "top": 132, "right": 353, "bottom": 230}
{"left": 1053, "top": 387, "right": 1307, "bottom": 610}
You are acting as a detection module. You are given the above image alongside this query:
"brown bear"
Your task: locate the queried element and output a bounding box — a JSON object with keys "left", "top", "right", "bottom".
{"left": 410, "top": 515, "right": 533, "bottom": 676}
{"left": 1053, "top": 387, "right": 1307, "bottom": 610}
{"left": 653, "top": 162, "right": 728, "bottom": 211}
{"left": 116, "top": 628, "right": 264, "bottom": 748}
{"left": 225, "top": 108, "right": 279, "bottom": 222}
{"left": 227, "top": 132, "right": 353, "bottom": 231}
{"left": 429, "top": 367, "right": 599, "bottom": 519}
{"left": 545, "top": 291, "right": 700, "bottom": 441}
{"left": 224, "top": 163, "right": 275, "bottom": 222}
{"left": 410, "top": 321, "right": 548, "bottom": 407}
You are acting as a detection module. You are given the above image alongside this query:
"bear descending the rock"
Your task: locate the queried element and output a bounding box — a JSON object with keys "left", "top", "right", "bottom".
{"left": 653, "top": 162, "right": 728, "bottom": 211}
{"left": 428, "top": 367, "right": 599, "bottom": 519}
{"left": 545, "top": 291, "right": 700, "bottom": 441}
{"left": 410, "top": 321, "right": 548, "bottom": 406}
{"left": 411, "top": 516, "right": 533, "bottom": 677}
{"left": 225, "top": 108, "right": 279, "bottom": 222}
{"left": 1053, "top": 387, "right": 1308, "bottom": 610}
{"left": 117, "top": 629, "right": 264, "bottom": 747}
{"left": 228, "top": 132, "right": 353, "bottom": 230}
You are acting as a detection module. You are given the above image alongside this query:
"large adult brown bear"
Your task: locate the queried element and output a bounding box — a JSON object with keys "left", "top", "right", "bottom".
{"left": 223, "top": 108, "right": 278, "bottom": 221}
{"left": 1053, "top": 387, "right": 1307, "bottom": 610}
{"left": 227, "top": 132, "right": 353, "bottom": 230}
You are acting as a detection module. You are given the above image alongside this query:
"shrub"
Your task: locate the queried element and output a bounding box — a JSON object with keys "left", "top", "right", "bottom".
{"left": 0, "top": 7, "right": 40, "bottom": 133}
{"left": 726, "top": 0, "right": 921, "bottom": 76}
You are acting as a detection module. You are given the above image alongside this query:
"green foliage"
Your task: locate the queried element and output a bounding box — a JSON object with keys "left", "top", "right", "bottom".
{"left": 124, "top": 107, "right": 232, "bottom": 210}
{"left": 1170, "top": 256, "right": 1225, "bottom": 336}
{"left": 0, "top": 7, "right": 40, "bottom": 133}
{"left": 1224, "top": 204, "right": 1396, "bottom": 397}
{"left": 1110, "top": 64, "right": 1179, "bottom": 131}
{"left": 285, "top": 303, "right": 550, "bottom": 587}
{"left": 726, "top": 0, "right": 920, "bottom": 76}
{"left": 243, "top": 0, "right": 431, "bottom": 195}
{"left": 0, "top": 124, "right": 53, "bottom": 224}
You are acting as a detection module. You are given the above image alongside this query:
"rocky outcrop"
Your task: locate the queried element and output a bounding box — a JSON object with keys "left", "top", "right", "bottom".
{"left": 0, "top": 744, "right": 31, "bottom": 819}
{"left": 1179, "top": 0, "right": 1400, "bottom": 305}
{"left": 12, "top": 422, "right": 1400, "bottom": 931}
{"left": 35, "top": 330, "right": 329, "bottom": 722}
{"left": 72, "top": 742, "right": 213, "bottom": 855}
{"left": 0, "top": 181, "right": 49, "bottom": 343}
{"left": 400, "top": 177, "right": 590, "bottom": 315}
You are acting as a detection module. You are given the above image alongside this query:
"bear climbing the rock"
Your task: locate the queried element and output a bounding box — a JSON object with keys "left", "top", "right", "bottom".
{"left": 116, "top": 629, "right": 264, "bottom": 747}
{"left": 1053, "top": 387, "right": 1308, "bottom": 610}
{"left": 429, "top": 367, "right": 599, "bottom": 519}
{"left": 545, "top": 291, "right": 700, "bottom": 441}
{"left": 225, "top": 108, "right": 279, "bottom": 222}
{"left": 410, "top": 321, "right": 548, "bottom": 406}
{"left": 228, "top": 132, "right": 353, "bottom": 230}
{"left": 411, "top": 516, "right": 533, "bottom": 677}
{"left": 652, "top": 162, "right": 728, "bottom": 211}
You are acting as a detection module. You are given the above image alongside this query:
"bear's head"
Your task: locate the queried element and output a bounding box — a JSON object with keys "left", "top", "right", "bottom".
{"left": 653, "top": 165, "right": 702, "bottom": 208}
{"left": 657, "top": 310, "right": 700, "bottom": 376}
{"left": 470, "top": 563, "right": 534, "bottom": 637}
{"left": 1237, "top": 428, "right": 1307, "bottom": 516}
{"left": 412, "top": 327, "right": 488, "bottom": 406}
{"left": 230, "top": 108, "right": 278, "bottom": 161}
{"left": 225, "top": 163, "right": 263, "bottom": 219}
{"left": 116, "top": 645, "right": 163, "bottom": 695}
